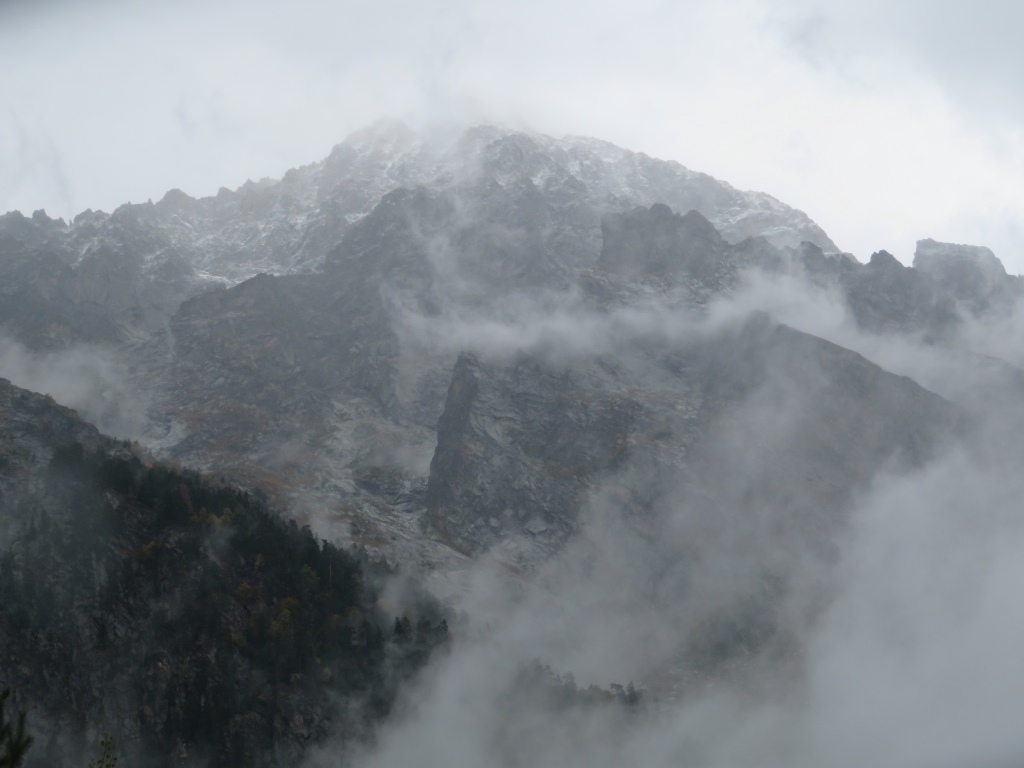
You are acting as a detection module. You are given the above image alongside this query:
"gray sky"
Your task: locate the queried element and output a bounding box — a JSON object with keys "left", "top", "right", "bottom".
{"left": 2, "top": 0, "right": 1023, "bottom": 269}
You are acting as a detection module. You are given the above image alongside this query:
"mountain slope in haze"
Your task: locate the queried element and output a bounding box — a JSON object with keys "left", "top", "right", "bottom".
{"left": 0, "top": 122, "right": 835, "bottom": 348}
{"left": 3, "top": 122, "right": 1024, "bottom": 766}
{"left": 118, "top": 186, "right": 997, "bottom": 568}
{"left": 0, "top": 377, "right": 447, "bottom": 767}
{"left": 424, "top": 315, "right": 960, "bottom": 561}
{"left": 0, "top": 123, "right": 1012, "bottom": 576}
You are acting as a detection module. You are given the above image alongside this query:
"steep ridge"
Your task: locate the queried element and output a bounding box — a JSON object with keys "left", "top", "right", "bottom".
{"left": 423, "top": 315, "right": 961, "bottom": 562}
{"left": 0, "top": 123, "right": 835, "bottom": 349}
{"left": 794, "top": 239, "right": 1024, "bottom": 339}
{"left": 0, "top": 377, "right": 447, "bottom": 767}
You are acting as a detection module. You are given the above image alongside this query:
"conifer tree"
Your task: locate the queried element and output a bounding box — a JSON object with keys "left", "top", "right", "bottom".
{"left": 0, "top": 689, "right": 33, "bottom": 768}
{"left": 87, "top": 735, "right": 117, "bottom": 768}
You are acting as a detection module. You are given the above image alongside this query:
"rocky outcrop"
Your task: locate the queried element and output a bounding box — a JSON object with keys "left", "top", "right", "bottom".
{"left": 599, "top": 205, "right": 732, "bottom": 283}
{"left": 840, "top": 249, "right": 958, "bottom": 338}
{"left": 425, "top": 354, "right": 642, "bottom": 557}
{"left": 913, "top": 237, "right": 1023, "bottom": 316}
{"left": 423, "top": 315, "right": 962, "bottom": 562}
{"left": 792, "top": 239, "right": 1023, "bottom": 339}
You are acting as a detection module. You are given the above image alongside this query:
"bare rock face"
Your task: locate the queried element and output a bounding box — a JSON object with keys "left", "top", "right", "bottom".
{"left": 599, "top": 204, "right": 731, "bottom": 282}
{"left": 423, "top": 315, "right": 961, "bottom": 562}
{"left": 425, "top": 353, "right": 642, "bottom": 557}
{"left": 839, "top": 249, "right": 958, "bottom": 338}
{"left": 133, "top": 269, "right": 409, "bottom": 508}
{"left": 914, "top": 237, "right": 1023, "bottom": 315}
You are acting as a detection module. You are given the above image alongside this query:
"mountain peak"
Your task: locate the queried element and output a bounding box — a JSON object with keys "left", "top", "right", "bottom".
{"left": 914, "top": 237, "right": 1007, "bottom": 279}
{"left": 913, "top": 237, "right": 1017, "bottom": 312}
{"left": 0, "top": 123, "right": 840, "bottom": 296}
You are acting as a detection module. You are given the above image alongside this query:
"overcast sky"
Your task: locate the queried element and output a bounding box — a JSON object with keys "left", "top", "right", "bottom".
{"left": 2, "top": 0, "right": 1023, "bottom": 269}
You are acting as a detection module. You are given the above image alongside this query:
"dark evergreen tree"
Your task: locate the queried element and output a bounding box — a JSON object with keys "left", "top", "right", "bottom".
{"left": 0, "top": 689, "right": 32, "bottom": 768}
{"left": 0, "top": 443, "right": 451, "bottom": 767}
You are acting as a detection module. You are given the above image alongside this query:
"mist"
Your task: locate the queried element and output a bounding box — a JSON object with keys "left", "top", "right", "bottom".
{"left": 0, "top": 335, "right": 147, "bottom": 439}
{"left": 5, "top": 146, "right": 1022, "bottom": 763}
{"left": 344, "top": 473, "right": 1021, "bottom": 768}
{"left": 5, "top": 4, "right": 1024, "bottom": 750}
{"left": 300, "top": 254, "right": 1024, "bottom": 768}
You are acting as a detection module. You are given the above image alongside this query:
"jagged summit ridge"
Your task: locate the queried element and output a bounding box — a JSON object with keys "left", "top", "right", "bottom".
{"left": 1, "top": 121, "right": 837, "bottom": 290}
{"left": 913, "top": 237, "right": 1020, "bottom": 313}
{"left": 319, "top": 121, "right": 840, "bottom": 252}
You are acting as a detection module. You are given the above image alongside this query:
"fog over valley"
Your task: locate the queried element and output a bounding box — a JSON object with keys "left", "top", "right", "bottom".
{"left": 3, "top": 2, "right": 1024, "bottom": 766}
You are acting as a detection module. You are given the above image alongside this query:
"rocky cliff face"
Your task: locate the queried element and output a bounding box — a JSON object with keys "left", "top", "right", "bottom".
{"left": 3, "top": 132, "right": 1003, "bottom": 570}
{"left": 913, "top": 237, "right": 1023, "bottom": 316}
{"left": 793, "top": 235, "right": 1024, "bottom": 338}
{"left": 424, "top": 353, "right": 643, "bottom": 558}
{"left": 599, "top": 204, "right": 734, "bottom": 283}
{"left": 423, "top": 315, "right": 960, "bottom": 563}
{"left": 92, "top": 186, "right": 805, "bottom": 574}
{"left": 107, "top": 179, "right": 989, "bottom": 569}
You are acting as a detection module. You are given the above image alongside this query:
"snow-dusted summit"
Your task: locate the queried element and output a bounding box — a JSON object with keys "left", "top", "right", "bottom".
{"left": 2, "top": 122, "right": 837, "bottom": 289}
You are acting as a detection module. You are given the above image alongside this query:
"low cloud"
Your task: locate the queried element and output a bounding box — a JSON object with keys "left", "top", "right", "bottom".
{"left": 313, "top": 261, "right": 1024, "bottom": 767}
{"left": 0, "top": 336, "right": 148, "bottom": 439}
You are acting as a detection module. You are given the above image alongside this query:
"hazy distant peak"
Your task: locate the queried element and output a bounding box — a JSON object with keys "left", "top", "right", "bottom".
{"left": 322, "top": 122, "right": 838, "bottom": 251}
{"left": 868, "top": 249, "right": 905, "bottom": 269}
{"left": 0, "top": 121, "right": 839, "bottom": 294}
{"left": 911, "top": 237, "right": 1018, "bottom": 313}
{"left": 341, "top": 118, "right": 421, "bottom": 150}
{"left": 914, "top": 237, "right": 1008, "bottom": 278}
